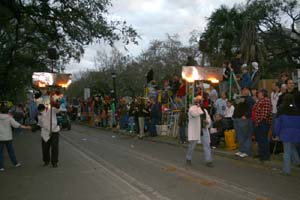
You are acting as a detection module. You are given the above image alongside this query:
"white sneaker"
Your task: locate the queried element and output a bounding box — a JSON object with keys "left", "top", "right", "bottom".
{"left": 235, "top": 152, "right": 242, "bottom": 156}
{"left": 239, "top": 153, "right": 248, "bottom": 158}
{"left": 15, "top": 163, "right": 21, "bottom": 168}
{"left": 0, "top": 168, "right": 4, "bottom": 172}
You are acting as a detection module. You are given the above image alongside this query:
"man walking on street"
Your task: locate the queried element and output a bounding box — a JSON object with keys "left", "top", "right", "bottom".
{"left": 186, "top": 96, "right": 214, "bottom": 167}
{"left": 37, "top": 102, "right": 61, "bottom": 168}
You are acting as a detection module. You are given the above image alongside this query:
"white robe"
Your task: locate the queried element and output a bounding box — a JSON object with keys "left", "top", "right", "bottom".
{"left": 187, "top": 105, "right": 203, "bottom": 141}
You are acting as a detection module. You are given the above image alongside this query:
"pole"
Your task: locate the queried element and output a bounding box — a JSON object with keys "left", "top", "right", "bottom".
{"left": 49, "top": 88, "right": 52, "bottom": 135}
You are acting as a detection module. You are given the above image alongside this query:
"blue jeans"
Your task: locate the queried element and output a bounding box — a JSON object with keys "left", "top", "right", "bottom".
{"left": 128, "top": 116, "right": 135, "bottom": 132}
{"left": 179, "top": 126, "right": 186, "bottom": 143}
{"left": 186, "top": 129, "right": 212, "bottom": 162}
{"left": 233, "top": 118, "right": 253, "bottom": 155}
{"left": 271, "top": 113, "right": 276, "bottom": 136}
{"left": 283, "top": 142, "right": 300, "bottom": 174}
{"left": 0, "top": 141, "right": 18, "bottom": 169}
{"left": 254, "top": 122, "right": 270, "bottom": 161}
{"left": 120, "top": 116, "right": 127, "bottom": 130}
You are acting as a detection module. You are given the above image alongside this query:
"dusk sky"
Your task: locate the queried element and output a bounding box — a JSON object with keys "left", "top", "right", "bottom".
{"left": 66, "top": 0, "right": 246, "bottom": 73}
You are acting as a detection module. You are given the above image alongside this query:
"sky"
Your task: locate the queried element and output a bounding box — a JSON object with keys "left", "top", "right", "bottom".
{"left": 66, "top": 0, "right": 246, "bottom": 74}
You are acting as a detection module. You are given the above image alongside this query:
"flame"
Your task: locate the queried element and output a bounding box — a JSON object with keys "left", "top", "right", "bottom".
{"left": 182, "top": 67, "right": 199, "bottom": 83}
{"left": 207, "top": 78, "right": 219, "bottom": 84}
{"left": 38, "top": 82, "right": 47, "bottom": 88}
{"left": 58, "top": 80, "right": 72, "bottom": 88}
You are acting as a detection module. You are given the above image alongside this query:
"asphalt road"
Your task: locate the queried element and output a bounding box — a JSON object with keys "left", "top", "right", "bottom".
{"left": 1, "top": 124, "right": 299, "bottom": 200}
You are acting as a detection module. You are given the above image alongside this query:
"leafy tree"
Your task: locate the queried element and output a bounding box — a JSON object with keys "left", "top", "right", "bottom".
{"left": 0, "top": 0, "right": 138, "bottom": 101}
{"left": 199, "top": 0, "right": 300, "bottom": 76}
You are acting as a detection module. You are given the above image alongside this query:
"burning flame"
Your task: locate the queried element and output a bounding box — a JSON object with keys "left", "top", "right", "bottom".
{"left": 207, "top": 78, "right": 219, "bottom": 83}
{"left": 58, "top": 80, "right": 72, "bottom": 88}
{"left": 182, "top": 67, "right": 199, "bottom": 83}
{"left": 38, "top": 82, "right": 47, "bottom": 88}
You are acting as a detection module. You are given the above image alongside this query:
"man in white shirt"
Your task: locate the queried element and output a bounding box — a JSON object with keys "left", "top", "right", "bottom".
{"left": 271, "top": 82, "right": 281, "bottom": 135}
{"left": 38, "top": 103, "right": 61, "bottom": 168}
{"left": 214, "top": 92, "right": 227, "bottom": 116}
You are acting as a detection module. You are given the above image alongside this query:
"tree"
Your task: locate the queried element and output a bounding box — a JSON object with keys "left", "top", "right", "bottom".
{"left": 199, "top": 5, "right": 243, "bottom": 67}
{"left": 0, "top": 0, "right": 138, "bottom": 101}
{"left": 199, "top": 0, "right": 300, "bottom": 76}
{"left": 66, "top": 32, "right": 200, "bottom": 98}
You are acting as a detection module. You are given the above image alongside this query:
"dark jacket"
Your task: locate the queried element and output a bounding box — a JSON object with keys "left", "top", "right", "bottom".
{"left": 233, "top": 96, "right": 255, "bottom": 119}
{"left": 178, "top": 111, "right": 188, "bottom": 127}
{"left": 275, "top": 105, "right": 300, "bottom": 142}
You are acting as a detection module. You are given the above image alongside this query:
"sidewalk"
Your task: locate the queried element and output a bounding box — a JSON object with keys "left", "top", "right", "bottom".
{"left": 77, "top": 121, "right": 300, "bottom": 172}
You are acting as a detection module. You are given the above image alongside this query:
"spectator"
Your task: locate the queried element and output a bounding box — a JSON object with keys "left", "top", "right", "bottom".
{"left": 239, "top": 64, "right": 252, "bottom": 89}
{"left": 210, "top": 114, "right": 224, "bottom": 148}
{"left": 214, "top": 92, "right": 227, "bottom": 116}
{"left": 171, "top": 75, "right": 181, "bottom": 98}
{"left": 277, "top": 84, "right": 287, "bottom": 110}
{"left": 119, "top": 99, "right": 128, "bottom": 130}
{"left": 0, "top": 104, "right": 31, "bottom": 172}
{"left": 251, "top": 88, "right": 258, "bottom": 103}
{"left": 250, "top": 62, "right": 260, "bottom": 89}
{"left": 271, "top": 82, "right": 281, "bottom": 135}
{"left": 224, "top": 100, "right": 235, "bottom": 118}
{"left": 137, "top": 98, "right": 148, "bottom": 139}
{"left": 233, "top": 87, "right": 255, "bottom": 158}
{"left": 178, "top": 107, "right": 188, "bottom": 144}
{"left": 128, "top": 99, "right": 138, "bottom": 133}
{"left": 148, "top": 97, "right": 160, "bottom": 137}
{"left": 209, "top": 85, "right": 218, "bottom": 103}
{"left": 231, "top": 51, "right": 243, "bottom": 75}
{"left": 221, "top": 61, "right": 231, "bottom": 92}
{"left": 279, "top": 72, "right": 289, "bottom": 86}
{"left": 286, "top": 79, "right": 297, "bottom": 95}
{"left": 252, "top": 89, "right": 272, "bottom": 162}
{"left": 176, "top": 79, "right": 186, "bottom": 98}
{"left": 275, "top": 94, "right": 300, "bottom": 176}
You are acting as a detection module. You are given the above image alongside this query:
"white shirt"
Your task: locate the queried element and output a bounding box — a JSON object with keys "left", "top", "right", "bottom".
{"left": 38, "top": 108, "right": 60, "bottom": 142}
{"left": 224, "top": 105, "right": 235, "bottom": 118}
{"left": 0, "top": 114, "right": 20, "bottom": 141}
{"left": 271, "top": 91, "right": 280, "bottom": 114}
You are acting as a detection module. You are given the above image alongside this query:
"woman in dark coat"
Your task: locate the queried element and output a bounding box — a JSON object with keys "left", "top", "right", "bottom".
{"left": 275, "top": 94, "right": 300, "bottom": 175}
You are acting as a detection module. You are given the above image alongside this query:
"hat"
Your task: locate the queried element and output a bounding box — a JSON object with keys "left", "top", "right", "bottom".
{"left": 259, "top": 88, "right": 268, "bottom": 97}
{"left": 251, "top": 62, "right": 259, "bottom": 70}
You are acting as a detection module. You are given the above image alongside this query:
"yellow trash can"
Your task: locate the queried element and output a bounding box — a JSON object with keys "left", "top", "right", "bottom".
{"left": 224, "top": 129, "right": 238, "bottom": 150}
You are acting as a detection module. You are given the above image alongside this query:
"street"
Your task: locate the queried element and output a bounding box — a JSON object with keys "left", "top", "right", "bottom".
{"left": 1, "top": 124, "right": 299, "bottom": 200}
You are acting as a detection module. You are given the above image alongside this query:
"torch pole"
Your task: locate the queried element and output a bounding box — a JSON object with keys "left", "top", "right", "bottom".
{"left": 50, "top": 87, "right": 52, "bottom": 135}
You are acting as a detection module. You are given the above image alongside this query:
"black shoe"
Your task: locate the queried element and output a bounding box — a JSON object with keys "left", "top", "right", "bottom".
{"left": 43, "top": 162, "right": 49, "bottom": 166}
{"left": 52, "top": 163, "right": 58, "bottom": 168}
{"left": 186, "top": 159, "right": 192, "bottom": 166}
{"left": 206, "top": 162, "right": 214, "bottom": 168}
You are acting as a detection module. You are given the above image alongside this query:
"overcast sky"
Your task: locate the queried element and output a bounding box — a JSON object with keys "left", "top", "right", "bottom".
{"left": 66, "top": 0, "right": 246, "bottom": 73}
